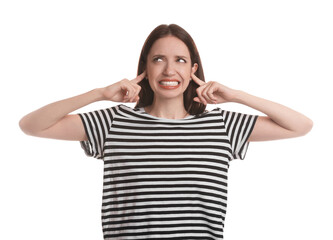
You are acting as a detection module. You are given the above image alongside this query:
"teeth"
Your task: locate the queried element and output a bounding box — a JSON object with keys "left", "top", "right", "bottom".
{"left": 159, "top": 81, "right": 179, "bottom": 86}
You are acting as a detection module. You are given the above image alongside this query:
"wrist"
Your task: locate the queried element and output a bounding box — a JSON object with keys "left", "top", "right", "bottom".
{"left": 231, "top": 90, "right": 247, "bottom": 103}
{"left": 91, "top": 88, "right": 107, "bottom": 101}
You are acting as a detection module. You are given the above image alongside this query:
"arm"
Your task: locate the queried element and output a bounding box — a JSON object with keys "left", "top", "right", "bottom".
{"left": 19, "top": 72, "right": 145, "bottom": 141}
{"left": 234, "top": 91, "right": 313, "bottom": 141}
{"left": 191, "top": 73, "right": 313, "bottom": 142}
{"left": 19, "top": 89, "right": 103, "bottom": 141}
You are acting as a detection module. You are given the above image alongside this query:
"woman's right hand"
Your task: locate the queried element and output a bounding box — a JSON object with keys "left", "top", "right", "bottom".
{"left": 19, "top": 71, "right": 147, "bottom": 141}
{"left": 101, "top": 71, "right": 146, "bottom": 103}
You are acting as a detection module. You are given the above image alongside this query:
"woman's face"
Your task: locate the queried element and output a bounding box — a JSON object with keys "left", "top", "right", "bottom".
{"left": 146, "top": 36, "right": 198, "bottom": 101}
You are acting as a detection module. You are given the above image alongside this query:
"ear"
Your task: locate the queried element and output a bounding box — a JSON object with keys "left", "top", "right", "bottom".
{"left": 191, "top": 63, "right": 198, "bottom": 75}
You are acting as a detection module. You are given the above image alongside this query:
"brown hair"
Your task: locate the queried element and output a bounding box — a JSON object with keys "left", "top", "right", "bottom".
{"left": 135, "top": 24, "right": 206, "bottom": 115}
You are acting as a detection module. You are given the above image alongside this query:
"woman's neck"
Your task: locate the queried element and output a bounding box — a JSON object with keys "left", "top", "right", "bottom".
{"left": 144, "top": 96, "right": 189, "bottom": 119}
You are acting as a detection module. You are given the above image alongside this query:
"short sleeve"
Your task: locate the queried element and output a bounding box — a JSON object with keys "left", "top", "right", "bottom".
{"left": 220, "top": 109, "right": 258, "bottom": 160}
{"left": 79, "top": 107, "right": 116, "bottom": 160}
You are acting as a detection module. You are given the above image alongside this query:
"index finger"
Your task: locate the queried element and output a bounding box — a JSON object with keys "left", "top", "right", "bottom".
{"left": 131, "top": 71, "right": 146, "bottom": 84}
{"left": 191, "top": 73, "right": 205, "bottom": 86}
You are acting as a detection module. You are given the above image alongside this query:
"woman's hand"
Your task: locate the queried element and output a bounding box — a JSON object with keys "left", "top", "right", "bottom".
{"left": 191, "top": 73, "right": 238, "bottom": 105}
{"left": 101, "top": 71, "right": 146, "bottom": 103}
{"left": 190, "top": 73, "right": 313, "bottom": 141}
{"left": 19, "top": 72, "right": 147, "bottom": 141}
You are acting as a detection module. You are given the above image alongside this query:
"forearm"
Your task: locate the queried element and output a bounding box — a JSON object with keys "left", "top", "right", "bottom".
{"left": 234, "top": 90, "right": 313, "bottom": 135}
{"left": 19, "top": 88, "right": 104, "bottom": 135}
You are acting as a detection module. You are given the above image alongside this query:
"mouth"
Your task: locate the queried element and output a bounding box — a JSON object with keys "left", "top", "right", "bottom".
{"left": 158, "top": 79, "right": 181, "bottom": 89}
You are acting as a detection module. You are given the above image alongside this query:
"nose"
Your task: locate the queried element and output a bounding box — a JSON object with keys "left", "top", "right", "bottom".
{"left": 163, "top": 61, "right": 176, "bottom": 76}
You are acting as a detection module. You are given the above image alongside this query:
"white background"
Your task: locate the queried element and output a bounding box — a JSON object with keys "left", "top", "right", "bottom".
{"left": 1, "top": 0, "right": 332, "bottom": 239}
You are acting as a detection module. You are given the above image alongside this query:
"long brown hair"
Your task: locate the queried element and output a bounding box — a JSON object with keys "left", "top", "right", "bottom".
{"left": 135, "top": 24, "right": 206, "bottom": 115}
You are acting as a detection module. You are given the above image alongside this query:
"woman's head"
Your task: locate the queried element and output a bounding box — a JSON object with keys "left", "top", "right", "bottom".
{"left": 135, "top": 24, "right": 206, "bottom": 115}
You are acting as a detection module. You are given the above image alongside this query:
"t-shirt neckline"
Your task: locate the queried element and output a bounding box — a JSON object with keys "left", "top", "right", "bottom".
{"left": 136, "top": 106, "right": 195, "bottom": 121}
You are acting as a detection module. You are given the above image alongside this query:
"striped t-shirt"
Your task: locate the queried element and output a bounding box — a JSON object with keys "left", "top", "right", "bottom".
{"left": 79, "top": 104, "right": 258, "bottom": 240}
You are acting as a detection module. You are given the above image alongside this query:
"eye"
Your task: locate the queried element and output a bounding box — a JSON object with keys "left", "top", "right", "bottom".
{"left": 177, "top": 58, "right": 187, "bottom": 63}
{"left": 153, "top": 57, "right": 163, "bottom": 62}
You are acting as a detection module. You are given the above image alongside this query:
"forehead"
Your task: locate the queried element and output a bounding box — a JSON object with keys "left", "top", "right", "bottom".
{"left": 149, "top": 36, "right": 190, "bottom": 56}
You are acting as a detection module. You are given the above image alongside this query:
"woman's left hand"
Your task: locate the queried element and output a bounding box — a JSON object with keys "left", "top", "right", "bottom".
{"left": 191, "top": 74, "right": 313, "bottom": 141}
{"left": 191, "top": 73, "right": 238, "bottom": 105}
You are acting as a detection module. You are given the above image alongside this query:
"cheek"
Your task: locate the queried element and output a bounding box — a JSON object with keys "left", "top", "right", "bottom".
{"left": 183, "top": 78, "right": 191, "bottom": 88}
{"left": 146, "top": 64, "right": 161, "bottom": 79}
{"left": 178, "top": 67, "right": 192, "bottom": 80}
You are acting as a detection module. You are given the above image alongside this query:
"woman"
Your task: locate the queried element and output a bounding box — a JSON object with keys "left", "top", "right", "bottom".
{"left": 19, "top": 24, "right": 313, "bottom": 239}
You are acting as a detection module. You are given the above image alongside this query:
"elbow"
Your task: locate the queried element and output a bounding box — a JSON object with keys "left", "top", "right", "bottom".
{"left": 19, "top": 117, "right": 36, "bottom": 136}
{"left": 297, "top": 117, "right": 313, "bottom": 137}
{"left": 19, "top": 117, "right": 30, "bottom": 135}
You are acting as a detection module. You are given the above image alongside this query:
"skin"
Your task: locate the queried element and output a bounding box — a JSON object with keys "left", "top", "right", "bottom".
{"left": 144, "top": 36, "right": 198, "bottom": 119}
{"left": 191, "top": 73, "right": 313, "bottom": 141}
{"left": 19, "top": 36, "right": 313, "bottom": 142}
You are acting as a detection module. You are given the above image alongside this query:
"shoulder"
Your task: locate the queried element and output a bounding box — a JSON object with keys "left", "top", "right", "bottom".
{"left": 79, "top": 104, "right": 132, "bottom": 121}
{"left": 200, "top": 107, "right": 258, "bottom": 125}
{"left": 199, "top": 107, "right": 223, "bottom": 117}
{"left": 113, "top": 104, "right": 154, "bottom": 120}
{"left": 188, "top": 107, "right": 224, "bottom": 122}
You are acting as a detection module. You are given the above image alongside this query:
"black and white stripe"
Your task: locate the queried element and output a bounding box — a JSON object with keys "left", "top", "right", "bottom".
{"left": 79, "top": 104, "right": 257, "bottom": 240}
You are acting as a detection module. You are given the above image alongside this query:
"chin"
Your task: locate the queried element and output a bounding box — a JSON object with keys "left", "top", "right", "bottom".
{"left": 157, "top": 92, "right": 184, "bottom": 100}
